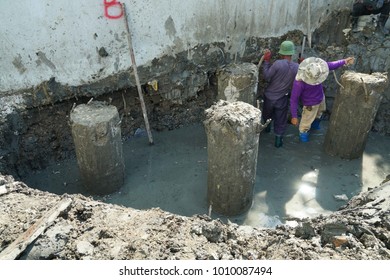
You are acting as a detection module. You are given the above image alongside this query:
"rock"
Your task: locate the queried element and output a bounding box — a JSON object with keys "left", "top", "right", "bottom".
{"left": 295, "top": 222, "right": 316, "bottom": 239}
{"left": 334, "top": 194, "right": 349, "bottom": 201}
{"left": 321, "top": 223, "right": 349, "bottom": 245}
{"left": 76, "top": 241, "right": 94, "bottom": 256}
{"left": 331, "top": 235, "right": 349, "bottom": 248}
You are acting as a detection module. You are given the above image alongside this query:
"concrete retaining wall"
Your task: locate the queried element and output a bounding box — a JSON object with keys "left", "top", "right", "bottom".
{"left": 0, "top": 0, "right": 353, "bottom": 106}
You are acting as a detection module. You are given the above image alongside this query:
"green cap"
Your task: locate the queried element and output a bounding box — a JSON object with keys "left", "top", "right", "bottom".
{"left": 278, "top": 41, "right": 295, "bottom": 55}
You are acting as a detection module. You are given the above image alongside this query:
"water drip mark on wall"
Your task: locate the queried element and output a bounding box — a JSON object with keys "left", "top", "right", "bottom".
{"left": 35, "top": 51, "right": 56, "bottom": 71}
{"left": 165, "top": 16, "right": 177, "bottom": 38}
{"left": 12, "top": 54, "right": 26, "bottom": 74}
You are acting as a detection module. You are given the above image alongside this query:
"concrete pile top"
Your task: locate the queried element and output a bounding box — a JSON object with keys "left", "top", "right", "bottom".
{"left": 220, "top": 63, "right": 258, "bottom": 76}
{"left": 70, "top": 101, "right": 119, "bottom": 126}
{"left": 342, "top": 71, "right": 388, "bottom": 87}
{"left": 204, "top": 100, "right": 260, "bottom": 126}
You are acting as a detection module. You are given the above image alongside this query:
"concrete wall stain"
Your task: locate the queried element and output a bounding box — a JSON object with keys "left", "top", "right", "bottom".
{"left": 35, "top": 51, "right": 56, "bottom": 71}
{"left": 12, "top": 55, "right": 27, "bottom": 74}
{"left": 165, "top": 16, "right": 177, "bottom": 39}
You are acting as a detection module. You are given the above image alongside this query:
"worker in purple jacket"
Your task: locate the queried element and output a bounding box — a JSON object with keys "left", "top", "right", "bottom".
{"left": 290, "top": 56, "right": 355, "bottom": 142}
{"left": 261, "top": 41, "right": 299, "bottom": 148}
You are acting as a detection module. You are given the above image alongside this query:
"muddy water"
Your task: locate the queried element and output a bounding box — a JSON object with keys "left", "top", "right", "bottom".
{"left": 22, "top": 122, "right": 390, "bottom": 228}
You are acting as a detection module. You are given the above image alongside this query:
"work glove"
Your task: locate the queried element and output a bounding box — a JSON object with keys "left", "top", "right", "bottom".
{"left": 263, "top": 50, "right": 271, "bottom": 62}
{"left": 298, "top": 57, "right": 304, "bottom": 64}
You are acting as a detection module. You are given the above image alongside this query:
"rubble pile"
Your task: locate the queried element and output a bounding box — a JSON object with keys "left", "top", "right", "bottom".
{"left": 0, "top": 174, "right": 388, "bottom": 260}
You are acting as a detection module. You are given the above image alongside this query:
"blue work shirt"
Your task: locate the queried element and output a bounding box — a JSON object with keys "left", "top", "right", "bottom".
{"left": 263, "top": 59, "right": 299, "bottom": 101}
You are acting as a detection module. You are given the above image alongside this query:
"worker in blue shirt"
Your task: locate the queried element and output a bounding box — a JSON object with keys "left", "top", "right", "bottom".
{"left": 261, "top": 41, "right": 299, "bottom": 148}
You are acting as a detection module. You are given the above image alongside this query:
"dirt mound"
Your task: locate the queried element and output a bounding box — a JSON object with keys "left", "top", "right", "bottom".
{"left": 0, "top": 174, "right": 389, "bottom": 260}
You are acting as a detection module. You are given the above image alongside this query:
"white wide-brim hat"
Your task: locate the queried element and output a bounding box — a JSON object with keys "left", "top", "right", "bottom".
{"left": 296, "top": 57, "right": 329, "bottom": 85}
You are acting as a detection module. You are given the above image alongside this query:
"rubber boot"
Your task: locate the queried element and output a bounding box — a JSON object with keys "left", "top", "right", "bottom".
{"left": 351, "top": 16, "right": 359, "bottom": 32}
{"left": 378, "top": 14, "right": 389, "bottom": 35}
{"left": 275, "top": 135, "right": 283, "bottom": 148}
{"left": 299, "top": 132, "right": 309, "bottom": 142}
{"left": 310, "top": 118, "right": 321, "bottom": 130}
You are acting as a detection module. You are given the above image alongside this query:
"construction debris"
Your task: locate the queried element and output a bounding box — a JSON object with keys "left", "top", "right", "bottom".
{"left": 0, "top": 174, "right": 388, "bottom": 260}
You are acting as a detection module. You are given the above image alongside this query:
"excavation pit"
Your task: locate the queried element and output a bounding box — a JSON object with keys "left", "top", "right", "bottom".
{"left": 20, "top": 120, "right": 390, "bottom": 228}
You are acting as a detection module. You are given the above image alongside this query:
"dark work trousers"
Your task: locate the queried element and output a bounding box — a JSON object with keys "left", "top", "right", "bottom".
{"left": 352, "top": 2, "right": 390, "bottom": 16}
{"left": 262, "top": 94, "right": 289, "bottom": 136}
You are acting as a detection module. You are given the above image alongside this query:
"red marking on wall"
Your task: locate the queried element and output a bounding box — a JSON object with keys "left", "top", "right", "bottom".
{"left": 104, "top": 0, "right": 123, "bottom": 19}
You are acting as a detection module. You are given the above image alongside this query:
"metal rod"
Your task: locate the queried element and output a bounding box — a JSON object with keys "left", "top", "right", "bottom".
{"left": 307, "top": 0, "right": 312, "bottom": 48}
{"left": 121, "top": 3, "right": 154, "bottom": 144}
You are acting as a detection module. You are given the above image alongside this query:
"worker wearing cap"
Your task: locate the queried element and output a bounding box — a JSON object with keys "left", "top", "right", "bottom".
{"left": 261, "top": 41, "right": 299, "bottom": 148}
{"left": 290, "top": 56, "right": 355, "bottom": 142}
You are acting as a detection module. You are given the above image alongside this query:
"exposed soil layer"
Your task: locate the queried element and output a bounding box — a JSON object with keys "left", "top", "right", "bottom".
{"left": 0, "top": 84, "right": 217, "bottom": 178}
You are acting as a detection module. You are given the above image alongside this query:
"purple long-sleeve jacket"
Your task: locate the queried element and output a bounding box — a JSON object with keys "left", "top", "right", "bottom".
{"left": 263, "top": 59, "right": 299, "bottom": 100}
{"left": 290, "top": 59, "right": 346, "bottom": 118}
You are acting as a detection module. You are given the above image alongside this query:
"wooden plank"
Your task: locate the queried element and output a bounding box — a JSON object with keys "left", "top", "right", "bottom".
{"left": 0, "top": 197, "right": 72, "bottom": 260}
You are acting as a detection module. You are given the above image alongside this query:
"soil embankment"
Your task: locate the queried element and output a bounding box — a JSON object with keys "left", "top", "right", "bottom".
{"left": 0, "top": 174, "right": 389, "bottom": 260}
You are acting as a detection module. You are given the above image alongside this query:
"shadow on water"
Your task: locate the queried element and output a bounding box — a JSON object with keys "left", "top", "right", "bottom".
{"left": 21, "top": 121, "right": 390, "bottom": 228}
